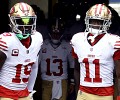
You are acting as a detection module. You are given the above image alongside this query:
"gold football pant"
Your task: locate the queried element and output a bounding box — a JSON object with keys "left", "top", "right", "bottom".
{"left": 42, "top": 79, "right": 68, "bottom": 100}
{"left": 76, "top": 90, "right": 113, "bottom": 100}
{"left": 0, "top": 96, "right": 30, "bottom": 100}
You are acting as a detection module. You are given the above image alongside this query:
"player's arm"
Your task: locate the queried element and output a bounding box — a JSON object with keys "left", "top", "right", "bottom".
{"left": 27, "top": 56, "right": 40, "bottom": 100}
{"left": 27, "top": 56, "right": 39, "bottom": 92}
{"left": 71, "top": 47, "right": 80, "bottom": 96}
{"left": 74, "top": 58, "right": 80, "bottom": 96}
{"left": 0, "top": 50, "right": 7, "bottom": 70}
{"left": 67, "top": 51, "right": 75, "bottom": 94}
{"left": 113, "top": 36, "right": 120, "bottom": 100}
{"left": 67, "top": 45, "right": 75, "bottom": 85}
{"left": 114, "top": 59, "right": 120, "bottom": 100}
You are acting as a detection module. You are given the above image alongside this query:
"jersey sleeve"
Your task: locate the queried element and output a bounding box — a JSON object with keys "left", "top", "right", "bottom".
{"left": 27, "top": 56, "right": 39, "bottom": 92}
{"left": 113, "top": 37, "right": 120, "bottom": 60}
{"left": 70, "top": 34, "right": 79, "bottom": 59}
{"left": 110, "top": 34, "right": 120, "bottom": 60}
{"left": 113, "top": 50, "right": 120, "bottom": 60}
{"left": 0, "top": 34, "right": 9, "bottom": 57}
{"left": 72, "top": 47, "right": 78, "bottom": 59}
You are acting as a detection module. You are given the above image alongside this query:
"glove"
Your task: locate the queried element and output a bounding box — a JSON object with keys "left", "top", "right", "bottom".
{"left": 29, "top": 90, "right": 36, "bottom": 100}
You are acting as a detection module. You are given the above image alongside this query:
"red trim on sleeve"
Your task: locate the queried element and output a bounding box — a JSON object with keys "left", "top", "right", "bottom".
{"left": 113, "top": 50, "right": 120, "bottom": 60}
{"left": 72, "top": 47, "right": 78, "bottom": 59}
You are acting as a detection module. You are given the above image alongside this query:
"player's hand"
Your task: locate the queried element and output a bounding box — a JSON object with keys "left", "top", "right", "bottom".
{"left": 69, "top": 84, "right": 75, "bottom": 94}
{"left": 29, "top": 90, "right": 36, "bottom": 100}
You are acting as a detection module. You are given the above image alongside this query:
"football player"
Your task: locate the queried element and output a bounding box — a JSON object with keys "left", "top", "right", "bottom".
{"left": 38, "top": 17, "right": 74, "bottom": 100}
{"left": 71, "top": 4, "right": 120, "bottom": 100}
{"left": 0, "top": 2, "right": 43, "bottom": 100}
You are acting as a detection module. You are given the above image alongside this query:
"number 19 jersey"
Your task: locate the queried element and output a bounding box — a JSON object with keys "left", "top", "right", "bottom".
{"left": 0, "top": 32, "right": 43, "bottom": 90}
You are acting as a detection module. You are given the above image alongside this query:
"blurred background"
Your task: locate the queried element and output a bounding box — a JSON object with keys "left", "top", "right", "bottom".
{"left": 0, "top": 0, "right": 120, "bottom": 34}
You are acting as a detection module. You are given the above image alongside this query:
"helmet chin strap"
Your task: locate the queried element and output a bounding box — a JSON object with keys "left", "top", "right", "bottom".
{"left": 16, "top": 33, "right": 30, "bottom": 40}
{"left": 13, "top": 26, "right": 31, "bottom": 40}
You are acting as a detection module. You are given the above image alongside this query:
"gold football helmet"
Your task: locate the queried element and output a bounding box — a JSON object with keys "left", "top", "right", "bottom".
{"left": 85, "top": 4, "right": 112, "bottom": 35}
{"left": 9, "top": 2, "right": 37, "bottom": 39}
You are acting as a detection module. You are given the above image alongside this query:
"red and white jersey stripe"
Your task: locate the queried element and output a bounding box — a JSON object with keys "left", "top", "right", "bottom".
{"left": 0, "top": 37, "right": 8, "bottom": 51}
{"left": 114, "top": 40, "right": 120, "bottom": 49}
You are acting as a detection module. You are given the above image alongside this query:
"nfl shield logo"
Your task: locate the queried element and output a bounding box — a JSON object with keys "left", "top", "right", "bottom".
{"left": 90, "top": 48, "right": 93, "bottom": 51}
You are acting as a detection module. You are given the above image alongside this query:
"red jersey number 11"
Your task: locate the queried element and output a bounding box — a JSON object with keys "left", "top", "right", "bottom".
{"left": 83, "top": 58, "right": 102, "bottom": 83}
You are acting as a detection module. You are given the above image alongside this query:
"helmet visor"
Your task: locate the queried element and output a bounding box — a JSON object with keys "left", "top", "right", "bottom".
{"left": 13, "top": 16, "right": 36, "bottom": 25}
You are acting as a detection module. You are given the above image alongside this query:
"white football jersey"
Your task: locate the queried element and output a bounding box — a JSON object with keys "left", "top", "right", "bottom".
{"left": 39, "top": 39, "right": 74, "bottom": 81}
{"left": 71, "top": 32, "right": 120, "bottom": 87}
{"left": 0, "top": 31, "right": 43, "bottom": 90}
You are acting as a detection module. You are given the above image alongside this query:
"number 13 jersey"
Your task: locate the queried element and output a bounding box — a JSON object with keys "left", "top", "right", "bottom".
{"left": 39, "top": 39, "right": 74, "bottom": 81}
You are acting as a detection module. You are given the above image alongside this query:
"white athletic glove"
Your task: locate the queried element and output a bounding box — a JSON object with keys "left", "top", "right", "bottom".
{"left": 29, "top": 90, "right": 36, "bottom": 100}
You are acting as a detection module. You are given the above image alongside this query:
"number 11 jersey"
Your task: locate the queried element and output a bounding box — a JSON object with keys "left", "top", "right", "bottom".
{"left": 71, "top": 32, "right": 120, "bottom": 87}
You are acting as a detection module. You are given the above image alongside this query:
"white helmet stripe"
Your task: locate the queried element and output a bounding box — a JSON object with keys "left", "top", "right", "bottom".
{"left": 96, "top": 4, "right": 103, "bottom": 15}
{"left": 20, "top": 2, "right": 29, "bottom": 11}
